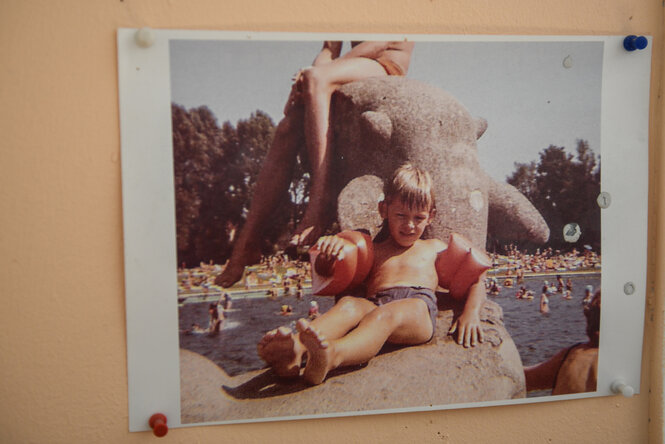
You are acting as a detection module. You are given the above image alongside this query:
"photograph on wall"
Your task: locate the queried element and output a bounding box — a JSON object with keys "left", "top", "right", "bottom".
{"left": 168, "top": 37, "right": 603, "bottom": 424}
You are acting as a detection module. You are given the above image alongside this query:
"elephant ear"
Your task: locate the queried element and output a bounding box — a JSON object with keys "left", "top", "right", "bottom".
{"left": 474, "top": 117, "right": 488, "bottom": 140}
{"left": 360, "top": 111, "right": 393, "bottom": 148}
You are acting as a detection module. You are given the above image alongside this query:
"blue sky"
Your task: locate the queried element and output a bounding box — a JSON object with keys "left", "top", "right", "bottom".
{"left": 170, "top": 38, "right": 602, "bottom": 182}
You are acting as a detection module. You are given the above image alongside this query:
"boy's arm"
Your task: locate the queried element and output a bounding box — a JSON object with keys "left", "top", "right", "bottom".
{"left": 448, "top": 271, "right": 487, "bottom": 347}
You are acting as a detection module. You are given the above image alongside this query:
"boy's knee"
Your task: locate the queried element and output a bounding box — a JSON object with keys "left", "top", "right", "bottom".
{"left": 371, "top": 305, "right": 397, "bottom": 325}
{"left": 337, "top": 296, "right": 365, "bottom": 314}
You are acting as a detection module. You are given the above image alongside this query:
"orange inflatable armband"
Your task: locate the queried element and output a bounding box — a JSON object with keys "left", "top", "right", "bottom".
{"left": 309, "top": 230, "right": 374, "bottom": 296}
{"left": 435, "top": 233, "right": 491, "bottom": 300}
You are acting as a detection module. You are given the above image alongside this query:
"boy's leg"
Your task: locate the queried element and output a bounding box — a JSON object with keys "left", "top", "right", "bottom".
{"left": 297, "top": 298, "right": 433, "bottom": 384}
{"left": 291, "top": 57, "right": 387, "bottom": 246}
{"left": 257, "top": 296, "right": 376, "bottom": 377}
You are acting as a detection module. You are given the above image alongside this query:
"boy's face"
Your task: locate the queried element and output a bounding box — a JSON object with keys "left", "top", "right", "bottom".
{"left": 379, "top": 199, "right": 433, "bottom": 247}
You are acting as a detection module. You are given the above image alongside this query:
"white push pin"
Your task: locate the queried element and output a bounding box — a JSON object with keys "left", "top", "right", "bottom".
{"left": 611, "top": 379, "right": 635, "bottom": 397}
{"left": 135, "top": 27, "right": 155, "bottom": 48}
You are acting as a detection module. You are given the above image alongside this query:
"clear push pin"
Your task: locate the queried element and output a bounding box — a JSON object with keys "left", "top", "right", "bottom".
{"left": 611, "top": 379, "right": 635, "bottom": 398}
{"left": 135, "top": 27, "right": 155, "bottom": 48}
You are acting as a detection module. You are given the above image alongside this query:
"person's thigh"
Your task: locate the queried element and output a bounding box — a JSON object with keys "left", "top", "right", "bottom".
{"left": 308, "top": 56, "right": 387, "bottom": 88}
{"left": 312, "top": 296, "right": 377, "bottom": 338}
{"left": 378, "top": 298, "right": 434, "bottom": 345}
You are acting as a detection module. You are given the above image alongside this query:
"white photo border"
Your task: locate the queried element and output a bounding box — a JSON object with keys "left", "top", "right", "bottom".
{"left": 117, "top": 30, "right": 652, "bottom": 431}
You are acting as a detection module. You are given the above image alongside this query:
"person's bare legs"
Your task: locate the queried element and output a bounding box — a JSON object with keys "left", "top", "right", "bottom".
{"left": 215, "top": 109, "right": 304, "bottom": 288}
{"left": 257, "top": 296, "right": 376, "bottom": 377}
{"left": 297, "top": 299, "right": 433, "bottom": 384}
{"left": 291, "top": 58, "right": 388, "bottom": 246}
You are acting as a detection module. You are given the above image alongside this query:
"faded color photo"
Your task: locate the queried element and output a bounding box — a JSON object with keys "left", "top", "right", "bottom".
{"left": 170, "top": 38, "right": 602, "bottom": 424}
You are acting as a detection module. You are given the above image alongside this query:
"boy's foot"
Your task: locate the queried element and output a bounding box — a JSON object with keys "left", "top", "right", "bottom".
{"left": 257, "top": 327, "right": 304, "bottom": 378}
{"left": 296, "top": 319, "right": 335, "bottom": 385}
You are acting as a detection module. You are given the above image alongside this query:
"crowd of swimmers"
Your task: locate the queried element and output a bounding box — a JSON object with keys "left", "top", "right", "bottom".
{"left": 181, "top": 248, "right": 599, "bottom": 299}
{"left": 177, "top": 256, "right": 311, "bottom": 298}
{"left": 493, "top": 244, "right": 600, "bottom": 275}
{"left": 267, "top": 276, "right": 306, "bottom": 300}
{"left": 180, "top": 257, "right": 315, "bottom": 336}
{"left": 487, "top": 272, "right": 596, "bottom": 316}
{"left": 180, "top": 251, "right": 599, "bottom": 329}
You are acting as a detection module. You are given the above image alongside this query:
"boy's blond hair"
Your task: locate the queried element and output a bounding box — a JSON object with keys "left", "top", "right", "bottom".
{"left": 383, "top": 164, "right": 436, "bottom": 212}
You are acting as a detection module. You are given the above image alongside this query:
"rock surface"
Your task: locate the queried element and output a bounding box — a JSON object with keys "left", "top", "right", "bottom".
{"left": 329, "top": 77, "right": 549, "bottom": 249}
{"left": 180, "top": 299, "right": 525, "bottom": 424}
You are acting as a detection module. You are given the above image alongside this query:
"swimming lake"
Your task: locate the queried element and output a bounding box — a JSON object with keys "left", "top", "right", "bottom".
{"left": 179, "top": 274, "right": 600, "bottom": 379}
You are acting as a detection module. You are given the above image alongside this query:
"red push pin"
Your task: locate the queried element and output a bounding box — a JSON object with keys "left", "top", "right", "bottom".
{"left": 149, "top": 413, "right": 168, "bottom": 437}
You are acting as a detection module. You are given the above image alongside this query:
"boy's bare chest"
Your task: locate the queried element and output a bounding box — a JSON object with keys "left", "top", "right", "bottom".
{"left": 373, "top": 244, "right": 436, "bottom": 274}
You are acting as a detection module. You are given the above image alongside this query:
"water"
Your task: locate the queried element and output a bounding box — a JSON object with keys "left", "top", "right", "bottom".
{"left": 179, "top": 292, "right": 334, "bottom": 376}
{"left": 179, "top": 274, "right": 600, "bottom": 378}
{"left": 491, "top": 274, "right": 599, "bottom": 367}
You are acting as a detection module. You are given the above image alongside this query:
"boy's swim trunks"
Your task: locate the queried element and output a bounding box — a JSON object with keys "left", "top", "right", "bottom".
{"left": 370, "top": 286, "right": 438, "bottom": 336}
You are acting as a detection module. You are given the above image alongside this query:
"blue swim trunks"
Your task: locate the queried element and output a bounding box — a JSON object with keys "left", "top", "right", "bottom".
{"left": 370, "top": 286, "right": 438, "bottom": 336}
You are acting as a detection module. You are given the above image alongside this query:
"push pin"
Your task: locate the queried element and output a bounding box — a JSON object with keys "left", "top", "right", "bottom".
{"left": 149, "top": 413, "right": 168, "bottom": 437}
{"left": 623, "top": 35, "right": 648, "bottom": 51}
{"left": 611, "top": 379, "right": 635, "bottom": 398}
{"left": 135, "top": 27, "right": 155, "bottom": 48}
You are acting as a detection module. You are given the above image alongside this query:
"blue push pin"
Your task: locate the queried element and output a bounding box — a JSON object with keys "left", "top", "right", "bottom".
{"left": 623, "top": 35, "right": 648, "bottom": 51}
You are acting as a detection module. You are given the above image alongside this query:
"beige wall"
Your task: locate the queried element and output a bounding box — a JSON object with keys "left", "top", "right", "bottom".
{"left": 1, "top": 1, "right": 662, "bottom": 442}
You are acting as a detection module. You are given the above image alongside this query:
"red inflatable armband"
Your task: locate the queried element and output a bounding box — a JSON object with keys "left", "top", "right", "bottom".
{"left": 309, "top": 230, "right": 374, "bottom": 296}
{"left": 435, "top": 233, "right": 472, "bottom": 290}
{"left": 435, "top": 233, "right": 491, "bottom": 300}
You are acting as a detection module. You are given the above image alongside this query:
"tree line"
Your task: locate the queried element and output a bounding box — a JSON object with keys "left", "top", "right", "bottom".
{"left": 501, "top": 140, "right": 601, "bottom": 254}
{"left": 171, "top": 104, "right": 309, "bottom": 267}
{"left": 172, "top": 104, "right": 600, "bottom": 265}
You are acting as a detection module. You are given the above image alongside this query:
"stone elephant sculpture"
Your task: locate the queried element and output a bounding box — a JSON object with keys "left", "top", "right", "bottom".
{"left": 324, "top": 77, "right": 549, "bottom": 250}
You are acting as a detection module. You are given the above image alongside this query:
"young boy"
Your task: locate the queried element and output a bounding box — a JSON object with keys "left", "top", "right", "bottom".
{"left": 257, "top": 164, "right": 487, "bottom": 384}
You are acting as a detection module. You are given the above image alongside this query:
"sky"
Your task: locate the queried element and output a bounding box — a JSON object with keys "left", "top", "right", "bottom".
{"left": 169, "top": 38, "right": 603, "bottom": 182}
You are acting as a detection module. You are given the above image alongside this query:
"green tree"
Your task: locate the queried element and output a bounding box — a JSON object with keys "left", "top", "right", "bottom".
{"left": 172, "top": 104, "right": 227, "bottom": 266}
{"left": 505, "top": 140, "right": 600, "bottom": 252}
{"left": 507, "top": 160, "right": 537, "bottom": 200}
{"left": 171, "top": 104, "right": 309, "bottom": 266}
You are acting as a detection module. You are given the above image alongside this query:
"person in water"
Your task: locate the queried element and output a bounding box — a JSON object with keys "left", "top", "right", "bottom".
{"left": 525, "top": 290, "right": 601, "bottom": 394}
{"left": 216, "top": 41, "right": 415, "bottom": 288}
{"left": 218, "top": 291, "right": 232, "bottom": 311}
{"left": 257, "top": 164, "right": 486, "bottom": 384}
{"left": 207, "top": 303, "right": 222, "bottom": 333}
{"left": 540, "top": 292, "right": 550, "bottom": 314}
{"left": 583, "top": 285, "right": 594, "bottom": 304}
{"left": 308, "top": 300, "right": 319, "bottom": 319}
